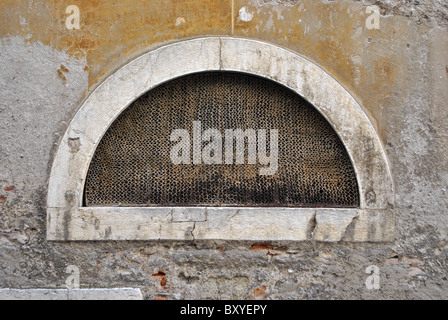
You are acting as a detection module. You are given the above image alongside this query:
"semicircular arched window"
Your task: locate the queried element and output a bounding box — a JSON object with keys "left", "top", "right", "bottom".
{"left": 84, "top": 72, "right": 359, "bottom": 208}
{"left": 46, "top": 38, "right": 395, "bottom": 242}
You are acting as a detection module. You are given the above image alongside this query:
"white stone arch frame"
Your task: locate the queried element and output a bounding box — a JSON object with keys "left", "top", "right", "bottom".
{"left": 47, "top": 37, "right": 395, "bottom": 242}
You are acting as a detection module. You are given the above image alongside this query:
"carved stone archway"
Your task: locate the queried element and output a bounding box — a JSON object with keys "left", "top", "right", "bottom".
{"left": 47, "top": 37, "right": 394, "bottom": 242}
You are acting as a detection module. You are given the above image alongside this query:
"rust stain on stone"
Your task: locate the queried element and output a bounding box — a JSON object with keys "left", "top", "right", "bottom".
{"left": 254, "top": 286, "right": 266, "bottom": 296}
{"left": 0, "top": 0, "right": 232, "bottom": 88}
{"left": 152, "top": 271, "right": 166, "bottom": 278}
{"left": 152, "top": 271, "right": 167, "bottom": 287}
{"left": 250, "top": 243, "right": 273, "bottom": 251}
{"left": 233, "top": 0, "right": 404, "bottom": 141}
{"left": 0, "top": 0, "right": 407, "bottom": 142}
{"left": 57, "top": 65, "right": 68, "bottom": 82}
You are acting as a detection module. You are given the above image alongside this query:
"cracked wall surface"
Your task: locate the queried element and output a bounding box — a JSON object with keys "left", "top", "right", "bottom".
{"left": 0, "top": 0, "right": 447, "bottom": 299}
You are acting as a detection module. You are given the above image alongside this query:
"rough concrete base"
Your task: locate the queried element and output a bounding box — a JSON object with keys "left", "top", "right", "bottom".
{"left": 0, "top": 288, "right": 143, "bottom": 300}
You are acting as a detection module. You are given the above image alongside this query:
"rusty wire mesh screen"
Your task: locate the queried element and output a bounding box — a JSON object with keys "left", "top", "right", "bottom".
{"left": 84, "top": 72, "right": 359, "bottom": 207}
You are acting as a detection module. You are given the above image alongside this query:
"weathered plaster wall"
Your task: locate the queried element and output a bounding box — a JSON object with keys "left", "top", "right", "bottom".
{"left": 0, "top": 0, "right": 447, "bottom": 299}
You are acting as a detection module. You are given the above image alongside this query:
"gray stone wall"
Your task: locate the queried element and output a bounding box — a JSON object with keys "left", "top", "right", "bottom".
{"left": 0, "top": 0, "right": 447, "bottom": 300}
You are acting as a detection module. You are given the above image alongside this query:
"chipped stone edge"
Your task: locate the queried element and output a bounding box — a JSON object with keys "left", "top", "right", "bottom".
{"left": 46, "top": 37, "right": 395, "bottom": 242}
{"left": 0, "top": 288, "right": 143, "bottom": 300}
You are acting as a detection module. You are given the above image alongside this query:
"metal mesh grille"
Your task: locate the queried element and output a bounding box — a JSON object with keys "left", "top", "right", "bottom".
{"left": 84, "top": 72, "right": 359, "bottom": 207}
